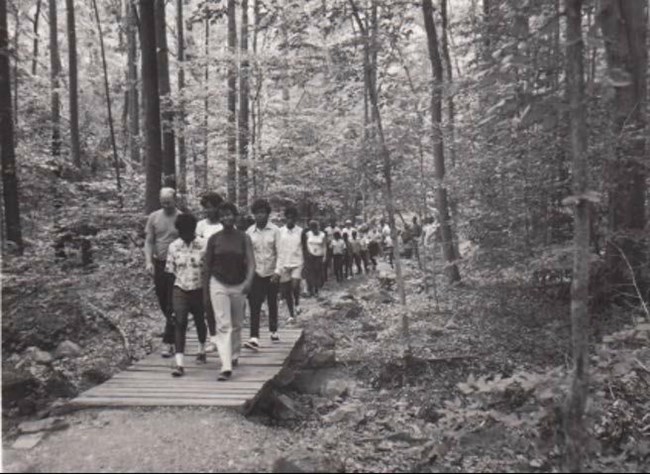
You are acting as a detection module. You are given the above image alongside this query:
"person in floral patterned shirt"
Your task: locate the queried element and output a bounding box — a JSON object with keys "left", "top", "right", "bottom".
{"left": 165, "top": 214, "right": 208, "bottom": 377}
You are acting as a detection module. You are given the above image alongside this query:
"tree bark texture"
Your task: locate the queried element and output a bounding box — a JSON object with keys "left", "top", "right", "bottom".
{"left": 238, "top": 0, "right": 250, "bottom": 211}
{"left": 32, "top": 0, "right": 41, "bottom": 75}
{"left": 66, "top": 0, "right": 81, "bottom": 168}
{"left": 598, "top": 0, "right": 648, "bottom": 292}
{"left": 49, "top": 0, "right": 61, "bottom": 157}
{"left": 1, "top": 0, "right": 23, "bottom": 251}
{"left": 127, "top": 1, "right": 140, "bottom": 165}
{"left": 155, "top": 0, "right": 175, "bottom": 187}
{"left": 140, "top": 0, "right": 163, "bottom": 213}
{"left": 176, "top": 0, "right": 186, "bottom": 195}
{"left": 422, "top": 0, "right": 461, "bottom": 283}
{"left": 203, "top": 16, "right": 209, "bottom": 189}
{"left": 563, "top": 1, "right": 591, "bottom": 471}
{"left": 92, "top": 0, "right": 122, "bottom": 206}
{"left": 227, "top": 0, "right": 237, "bottom": 203}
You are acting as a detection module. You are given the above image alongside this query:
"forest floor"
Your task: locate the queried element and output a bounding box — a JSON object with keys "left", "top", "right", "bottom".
{"left": 3, "top": 254, "right": 650, "bottom": 472}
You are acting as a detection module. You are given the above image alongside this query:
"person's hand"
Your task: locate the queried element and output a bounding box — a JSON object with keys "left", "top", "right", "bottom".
{"left": 146, "top": 261, "right": 154, "bottom": 275}
{"left": 241, "top": 281, "right": 253, "bottom": 295}
{"left": 271, "top": 273, "right": 281, "bottom": 284}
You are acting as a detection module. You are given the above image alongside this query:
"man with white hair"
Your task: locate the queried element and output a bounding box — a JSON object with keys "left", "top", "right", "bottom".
{"left": 145, "top": 187, "right": 181, "bottom": 358}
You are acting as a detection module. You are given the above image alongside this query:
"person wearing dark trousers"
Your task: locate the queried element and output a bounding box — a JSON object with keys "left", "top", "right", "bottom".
{"left": 165, "top": 214, "right": 208, "bottom": 377}
{"left": 276, "top": 207, "right": 304, "bottom": 323}
{"left": 245, "top": 199, "right": 281, "bottom": 350}
{"left": 342, "top": 233, "right": 353, "bottom": 279}
{"left": 331, "top": 231, "right": 346, "bottom": 283}
{"left": 304, "top": 220, "right": 327, "bottom": 297}
{"left": 359, "top": 228, "right": 370, "bottom": 273}
{"left": 196, "top": 192, "right": 224, "bottom": 352}
{"left": 350, "top": 230, "right": 364, "bottom": 275}
{"left": 145, "top": 187, "right": 181, "bottom": 358}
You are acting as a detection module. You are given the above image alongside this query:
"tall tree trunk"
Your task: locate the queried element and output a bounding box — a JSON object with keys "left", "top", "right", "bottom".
{"left": 1, "top": 0, "right": 23, "bottom": 252}
{"left": 31, "top": 0, "right": 41, "bottom": 75}
{"left": 203, "top": 16, "right": 209, "bottom": 190}
{"left": 12, "top": 4, "right": 18, "bottom": 128}
{"left": 66, "top": 0, "right": 81, "bottom": 168}
{"left": 422, "top": 0, "right": 460, "bottom": 283}
{"left": 227, "top": 0, "right": 237, "bottom": 202}
{"left": 155, "top": 0, "right": 175, "bottom": 187}
{"left": 92, "top": 0, "right": 122, "bottom": 207}
{"left": 349, "top": 0, "right": 408, "bottom": 324}
{"left": 564, "top": 1, "right": 590, "bottom": 471}
{"left": 140, "top": 0, "right": 163, "bottom": 213}
{"left": 127, "top": 1, "right": 140, "bottom": 165}
{"left": 598, "top": 0, "right": 648, "bottom": 293}
{"left": 238, "top": 0, "right": 249, "bottom": 210}
{"left": 176, "top": 0, "right": 186, "bottom": 195}
{"left": 440, "top": 0, "right": 456, "bottom": 168}
{"left": 251, "top": 0, "right": 259, "bottom": 199}
{"left": 49, "top": 0, "right": 61, "bottom": 157}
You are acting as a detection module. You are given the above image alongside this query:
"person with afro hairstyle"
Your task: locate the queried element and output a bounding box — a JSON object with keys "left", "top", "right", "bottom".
{"left": 165, "top": 214, "right": 208, "bottom": 377}
{"left": 275, "top": 206, "right": 304, "bottom": 324}
{"left": 245, "top": 199, "right": 281, "bottom": 350}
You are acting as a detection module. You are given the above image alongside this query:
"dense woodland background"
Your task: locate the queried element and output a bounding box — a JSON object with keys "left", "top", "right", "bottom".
{"left": 1, "top": 0, "right": 649, "bottom": 472}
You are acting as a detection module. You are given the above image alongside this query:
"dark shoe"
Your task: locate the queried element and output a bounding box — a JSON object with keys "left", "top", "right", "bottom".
{"left": 196, "top": 353, "right": 207, "bottom": 364}
{"left": 171, "top": 366, "right": 185, "bottom": 377}
{"left": 271, "top": 332, "right": 280, "bottom": 342}
{"left": 217, "top": 371, "right": 232, "bottom": 381}
{"left": 161, "top": 344, "right": 174, "bottom": 358}
{"left": 232, "top": 359, "right": 239, "bottom": 367}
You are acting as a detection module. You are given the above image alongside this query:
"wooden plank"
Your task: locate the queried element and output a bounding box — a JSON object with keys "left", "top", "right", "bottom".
{"left": 71, "top": 328, "right": 303, "bottom": 408}
{"left": 85, "top": 389, "right": 258, "bottom": 398}
{"left": 72, "top": 398, "right": 246, "bottom": 407}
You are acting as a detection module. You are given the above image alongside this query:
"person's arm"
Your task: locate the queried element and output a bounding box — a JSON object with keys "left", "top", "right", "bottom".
{"left": 274, "top": 228, "right": 283, "bottom": 278}
{"left": 144, "top": 214, "right": 155, "bottom": 274}
{"left": 164, "top": 244, "right": 176, "bottom": 276}
{"left": 243, "top": 235, "right": 256, "bottom": 294}
{"left": 203, "top": 236, "right": 214, "bottom": 306}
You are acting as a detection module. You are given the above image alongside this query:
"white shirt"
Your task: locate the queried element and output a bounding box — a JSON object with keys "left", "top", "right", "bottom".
{"left": 306, "top": 230, "right": 327, "bottom": 257}
{"left": 276, "top": 225, "right": 304, "bottom": 272}
{"left": 341, "top": 226, "right": 356, "bottom": 239}
{"left": 246, "top": 222, "right": 280, "bottom": 277}
{"left": 196, "top": 219, "right": 223, "bottom": 241}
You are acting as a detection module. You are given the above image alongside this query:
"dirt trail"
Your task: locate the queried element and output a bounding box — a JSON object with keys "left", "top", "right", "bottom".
{"left": 4, "top": 408, "right": 297, "bottom": 473}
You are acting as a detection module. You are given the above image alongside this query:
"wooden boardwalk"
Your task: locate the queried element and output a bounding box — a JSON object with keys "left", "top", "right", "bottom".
{"left": 71, "top": 328, "right": 303, "bottom": 410}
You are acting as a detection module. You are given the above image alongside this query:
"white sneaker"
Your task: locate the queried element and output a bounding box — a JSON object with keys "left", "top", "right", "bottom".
{"left": 271, "top": 332, "right": 280, "bottom": 342}
{"left": 205, "top": 342, "right": 217, "bottom": 353}
{"left": 296, "top": 306, "right": 302, "bottom": 315}
{"left": 287, "top": 317, "right": 296, "bottom": 325}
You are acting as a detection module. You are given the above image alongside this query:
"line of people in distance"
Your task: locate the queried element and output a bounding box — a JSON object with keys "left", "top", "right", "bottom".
{"left": 144, "top": 188, "right": 393, "bottom": 382}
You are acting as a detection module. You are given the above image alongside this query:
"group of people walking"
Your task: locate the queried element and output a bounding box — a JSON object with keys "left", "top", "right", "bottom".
{"left": 145, "top": 188, "right": 393, "bottom": 382}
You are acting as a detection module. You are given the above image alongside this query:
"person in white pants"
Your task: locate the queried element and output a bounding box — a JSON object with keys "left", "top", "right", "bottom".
{"left": 203, "top": 202, "right": 255, "bottom": 381}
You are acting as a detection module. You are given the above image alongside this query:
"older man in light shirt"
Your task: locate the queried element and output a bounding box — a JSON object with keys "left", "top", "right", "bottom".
{"left": 245, "top": 199, "right": 281, "bottom": 350}
{"left": 144, "top": 187, "right": 181, "bottom": 358}
{"left": 276, "top": 206, "right": 304, "bottom": 323}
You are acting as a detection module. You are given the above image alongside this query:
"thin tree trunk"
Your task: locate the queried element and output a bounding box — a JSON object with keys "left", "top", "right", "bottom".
{"left": 598, "top": 0, "right": 648, "bottom": 293}
{"left": 31, "top": 0, "right": 41, "bottom": 75}
{"left": 66, "top": 0, "right": 81, "bottom": 168}
{"left": 155, "top": 0, "right": 175, "bottom": 187}
{"left": 564, "top": 1, "right": 590, "bottom": 471}
{"left": 251, "top": 0, "right": 259, "bottom": 199}
{"left": 140, "top": 0, "right": 163, "bottom": 213}
{"left": 422, "top": 0, "right": 460, "bottom": 283}
{"left": 127, "top": 1, "right": 140, "bottom": 165}
{"left": 227, "top": 0, "right": 237, "bottom": 202}
{"left": 12, "top": 4, "right": 17, "bottom": 128}
{"left": 349, "top": 0, "right": 408, "bottom": 326}
{"left": 238, "top": 0, "right": 249, "bottom": 210}
{"left": 441, "top": 0, "right": 456, "bottom": 168}
{"left": 1, "top": 0, "right": 23, "bottom": 252}
{"left": 177, "top": 0, "right": 186, "bottom": 195}
{"left": 49, "top": 0, "right": 61, "bottom": 157}
{"left": 92, "top": 0, "right": 122, "bottom": 207}
{"left": 203, "top": 15, "right": 209, "bottom": 189}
